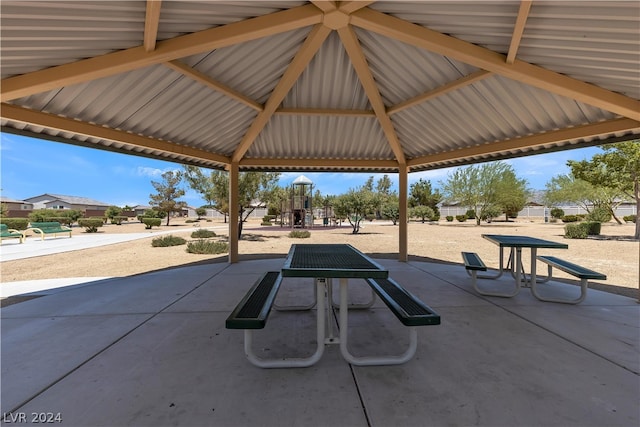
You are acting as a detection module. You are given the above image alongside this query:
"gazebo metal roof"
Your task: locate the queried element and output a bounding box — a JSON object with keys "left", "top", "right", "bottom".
{"left": 2, "top": 1, "right": 639, "bottom": 262}
{"left": 1, "top": 1, "right": 638, "bottom": 174}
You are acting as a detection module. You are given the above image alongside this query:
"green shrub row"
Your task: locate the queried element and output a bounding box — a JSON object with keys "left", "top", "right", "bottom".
{"left": 564, "top": 221, "right": 601, "bottom": 239}
{"left": 151, "top": 235, "right": 186, "bottom": 247}
{"left": 191, "top": 229, "right": 216, "bottom": 238}
{"left": 623, "top": 215, "right": 637, "bottom": 223}
{"left": 186, "top": 240, "right": 228, "bottom": 254}
{"left": 0, "top": 218, "right": 29, "bottom": 230}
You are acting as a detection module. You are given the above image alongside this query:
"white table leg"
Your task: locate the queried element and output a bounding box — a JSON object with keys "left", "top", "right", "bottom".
{"left": 243, "top": 279, "right": 326, "bottom": 368}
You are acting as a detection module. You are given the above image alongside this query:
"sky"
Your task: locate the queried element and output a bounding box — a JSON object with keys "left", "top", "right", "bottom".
{"left": 0, "top": 133, "right": 602, "bottom": 208}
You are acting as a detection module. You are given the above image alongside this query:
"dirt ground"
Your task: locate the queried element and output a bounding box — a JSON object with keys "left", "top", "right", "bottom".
{"left": 1, "top": 217, "right": 638, "bottom": 299}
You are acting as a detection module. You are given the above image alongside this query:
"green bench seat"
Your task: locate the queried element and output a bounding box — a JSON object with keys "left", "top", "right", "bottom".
{"left": 534, "top": 255, "right": 606, "bottom": 304}
{"left": 0, "top": 224, "right": 25, "bottom": 243}
{"left": 28, "top": 221, "right": 72, "bottom": 240}
{"left": 226, "top": 272, "right": 283, "bottom": 329}
{"left": 365, "top": 277, "right": 440, "bottom": 326}
{"left": 461, "top": 251, "right": 520, "bottom": 298}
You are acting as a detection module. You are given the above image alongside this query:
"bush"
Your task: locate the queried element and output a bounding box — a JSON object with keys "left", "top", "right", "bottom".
{"left": 623, "top": 215, "right": 637, "bottom": 223}
{"left": 561, "top": 215, "right": 579, "bottom": 223}
{"left": 111, "top": 216, "right": 128, "bottom": 225}
{"left": 550, "top": 208, "right": 565, "bottom": 219}
{"left": 78, "top": 218, "right": 104, "bottom": 233}
{"left": 289, "top": 230, "right": 311, "bottom": 238}
{"left": 1, "top": 218, "right": 29, "bottom": 230}
{"left": 564, "top": 223, "right": 588, "bottom": 239}
{"left": 465, "top": 209, "right": 476, "bottom": 219}
{"left": 455, "top": 215, "right": 467, "bottom": 222}
{"left": 587, "top": 207, "right": 611, "bottom": 223}
{"left": 191, "top": 229, "right": 216, "bottom": 239}
{"left": 186, "top": 239, "right": 228, "bottom": 254}
{"left": 151, "top": 235, "right": 186, "bottom": 247}
{"left": 445, "top": 216, "right": 454, "bottom": 222}
{"left": 583, "top": 221, "right": 601, "bottom": 236}
{"left": 142, "top": 218, "right": 162, "bottom": 229}
{"left": 480, "top": 206, "right": 502, "bottom": 223}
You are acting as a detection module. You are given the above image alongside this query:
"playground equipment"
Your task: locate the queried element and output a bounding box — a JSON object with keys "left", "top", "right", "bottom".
{"left": 281, "top": 175, "right": 313, "bottom": 228}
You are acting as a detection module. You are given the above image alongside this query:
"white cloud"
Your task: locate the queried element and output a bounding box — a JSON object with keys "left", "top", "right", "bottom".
{"left": 135, "top": 166, "right": 178, "bottom": 177}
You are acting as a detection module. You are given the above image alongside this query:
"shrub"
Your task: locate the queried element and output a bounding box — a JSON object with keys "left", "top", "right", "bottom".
{"left": 583, "top": 221, "right": 601, "bottom": 236}
{"left": 550, "top": 208, "right": 565, "bottom": 219}
{"left": 465, "top": 209, "right": 476, "bottom": 219}
{"left": 191, "top": 229, "right": 216, "bottom": 238}
{"left": 587, "top": 207, "right": 611, "bottom": 223}
{"left": 445, "top": 216, "right": 454, "bottom": 222}
{"left": 480, "top": 206, "right": 502, "bottom": 223}
{"left": 29, "top": 209, "right": 82, "bottom": 224}
{"left": 151, "top": 235, "right": 186, "bottom": 247}
{"left": 564, "top": 223, "right": 588, "bottom": 239}
{"left": 111, "top": 216, "right": 128, "bottom": 225}
{"left": 1, "top": 218, "right": 29, "bottom": 230}
{"left": 455, "top": 215, "right": 467, "bottom": 222}
{"left": 561, "top": 215, "right": 578, "bottom": 223}
{"left": 78, "top": 218, "right": 104, "bottom": 233}
{"left": 142, "top": 218, "right": 162, "bottom": 229}
{"left": 623, "top": 215, "right": 637, "bottom": 223}
{"left": 289, "top": 230, "right": 311, "bottom": 238}
{"left": 186, "top": 239, "right": 228, "bottom": 254}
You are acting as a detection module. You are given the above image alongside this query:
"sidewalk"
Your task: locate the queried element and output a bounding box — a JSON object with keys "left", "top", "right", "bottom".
{"left": 0, "top": 226, "right": 210, "bottom": 297}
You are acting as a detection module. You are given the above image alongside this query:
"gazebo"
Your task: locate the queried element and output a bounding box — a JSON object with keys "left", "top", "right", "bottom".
{"left": 1, "top": 1, "right": 638, "bottom": 263}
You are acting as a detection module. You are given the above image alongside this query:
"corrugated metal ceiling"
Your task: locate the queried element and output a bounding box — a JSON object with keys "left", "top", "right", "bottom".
{"left": 1, "top": 1, "right": 638, "bottom": 173}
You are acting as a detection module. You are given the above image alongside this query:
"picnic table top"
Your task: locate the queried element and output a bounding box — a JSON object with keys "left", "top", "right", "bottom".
{"left": 282, "top": 243, "right": 388, "bottom": 279}
{"left": 482, "top": 234, "right": 569, "bottom": 249}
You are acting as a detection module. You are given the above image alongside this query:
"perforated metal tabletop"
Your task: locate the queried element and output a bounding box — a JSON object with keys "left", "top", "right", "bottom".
{"left": 282, "top": 244, "right": 388, "bottom": 279}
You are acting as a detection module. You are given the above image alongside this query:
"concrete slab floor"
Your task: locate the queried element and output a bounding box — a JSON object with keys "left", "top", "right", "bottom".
{"left": 1, "top": 259, "right": 638, "bottom": 427}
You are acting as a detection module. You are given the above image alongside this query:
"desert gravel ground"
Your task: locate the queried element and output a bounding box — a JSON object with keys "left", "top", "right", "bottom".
{"left": 1, "top": 217, "right": 638, "bottom": 299}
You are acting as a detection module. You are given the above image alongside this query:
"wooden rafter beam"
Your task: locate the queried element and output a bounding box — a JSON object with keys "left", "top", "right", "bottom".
{"left": 351, "top": 8, "right": 640, "bottom": 120}
{"left": 337, "top": 25, "right": 406, "bottom": 165}
{"left": 231, "top": 24, "right": 332, "bottom": 163}
{"left": 239, "top": 157, "right": 397, "bottom": 170}
{"left": 1, "top": 4, "right": 323, "bottom": 102}
{"left": 274, "top": 108, "right": 375, "bottom": 117}
{"left": 0, "top": 103, "right": 230, "bottom": 165}
{"left": 507, "top": 0, "right": 532, "bottom": 64}
{"left": 338, "top": 1, "right": 376, "bottom": 14}
{"left": 407, "top": 118, "right": 640, "bottom": 168}
{"left": 388, "top": 70, "right": 493, "bottom": 115}
{"left": 144, "top": 0, "right": 162, "bottom": 52}
{"left": 310, "top": 1, "right": 337, "bottom": 13}
{"left": 164, "top": 60, "right": 262, "bottom": 112}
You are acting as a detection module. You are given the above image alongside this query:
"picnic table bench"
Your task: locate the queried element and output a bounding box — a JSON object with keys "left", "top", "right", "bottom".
{"left": 226, "top": 272, "right": 283, "bottom": 329}
{"left": 0, "top": 224, "right": 25, "bottom": 243}
{"left": 535, "top": 256, "right": 607, "bottom": 304}
{"left": 28, "top": 221, "right": 72, "bottom": 240}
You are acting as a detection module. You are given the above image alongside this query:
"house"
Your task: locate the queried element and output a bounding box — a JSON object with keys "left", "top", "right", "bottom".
{"left": 0, "top": 197, "right": 34, "bottom": 218}
{"left": 24, "top": 194, "right": 110, "bottom": 216}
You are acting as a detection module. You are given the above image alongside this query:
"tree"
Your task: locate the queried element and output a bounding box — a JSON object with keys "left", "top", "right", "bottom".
{"left": 149, "top": 170, "right": 187, "bottom": 226}
{"left": 568, "top": 141, "right": 640, "bottom": 238}
{"left": 380, "top": 194, "right": 400, "bottom": 225}
{"left": 410, "top": 205, "right": 435, "bottom": 223}
{"left": 494, "top": 169, "right": 529, "bottom": 221}
{"left": 440, "top": 162, "right": 514, "bottom": 225}
{"left": 409, "top": 178, "right": 442, "bottom": 220}
{"left": 183, "top": 166, "right": 227, "bottom": 220}
{"left": 190, "top": 171, "right": 281, "bottom": 238}
{"left": 333, "top": 186, "right": 377, "bottom": 234}
{"left": 105, "top": 205, "right": 122, "bottom": 221}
